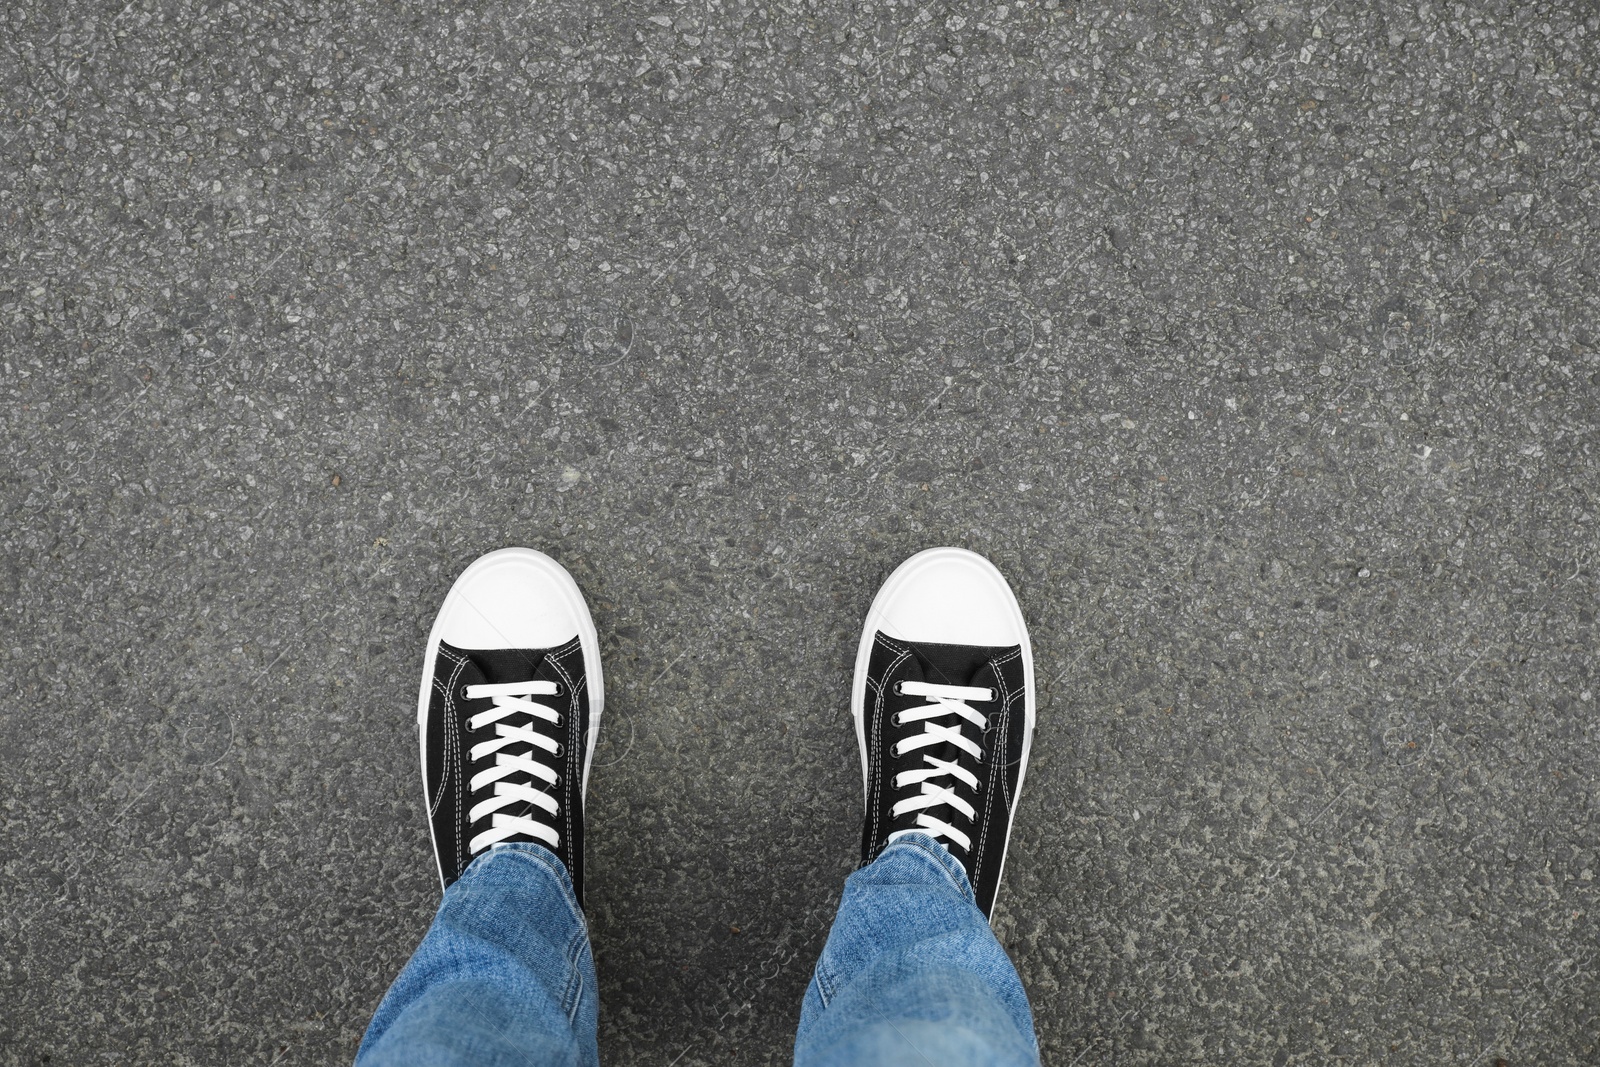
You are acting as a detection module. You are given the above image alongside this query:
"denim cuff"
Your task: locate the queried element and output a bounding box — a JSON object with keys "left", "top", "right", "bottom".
{"left": 877, "top": 832, "right": 977, "bottom": 904}
{"left": 463, "top": 842, "right": 588, "bottom": 930}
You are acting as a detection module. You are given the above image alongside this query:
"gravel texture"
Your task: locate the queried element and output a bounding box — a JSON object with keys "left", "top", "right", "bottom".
{"left": 3, "top": 1, "right": 1599, "bottom": 1064}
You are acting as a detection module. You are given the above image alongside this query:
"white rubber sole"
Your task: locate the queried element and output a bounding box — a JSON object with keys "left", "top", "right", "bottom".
{"left": 415, "top": 547, "right": 604, "bottom": 890}
{"left": 851, "top": 546, "right": 1035, "bottom": 918}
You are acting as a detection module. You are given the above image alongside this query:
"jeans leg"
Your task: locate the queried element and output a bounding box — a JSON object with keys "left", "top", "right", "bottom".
{"left": 793, "top": 833, "right": 1038, "bottom": 1067}
{"left": 356, "top": 843, "right": 599, "bottom": 1067}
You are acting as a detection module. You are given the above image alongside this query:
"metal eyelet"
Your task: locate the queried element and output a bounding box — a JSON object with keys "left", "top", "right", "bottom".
{"left": 554, "top": 714, "right": 564, "bottom": 729}
{"left": 552, "top": 682, "right": 565, "bottom": 697}
{"left": 892, "top": 680, "right": 904, "bottom": 695}
{"left": 552, "top": 742, "right": 565, "bottom": 758}
{"left": 891, "top": 711, "right": 904, "bottom": 727}
{"left": 459, "top": 684, "right": 472, "bottom": 701}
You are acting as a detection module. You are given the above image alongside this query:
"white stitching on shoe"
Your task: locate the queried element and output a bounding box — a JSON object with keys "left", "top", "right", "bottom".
{"left": 437, "top": 647, "right": 471, "bottom": 872}
{"left": 971, "top": 646, "right": 1021, "bottom": 891}
{"left": 867, "top": 635, "right": 913, "bottom": 861}
{"left": 972, "top": 653, "right": 1005, "bottom": 887}
{"left": 546, "top": 642, "right": 580, "bottom": 869}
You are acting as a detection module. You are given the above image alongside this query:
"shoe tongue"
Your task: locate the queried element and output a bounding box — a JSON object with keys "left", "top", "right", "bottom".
{"left": 457, "top": 648, "right": 558, "bottom": 840}
{"left": 968, "top": 657, "right": 1002, "bottom": 699}
{"left": 893, "top": 644, "right": 1013, "bottom": 851}
{"left": 909, "top": 642, "right": 1008, "bottom": 689}
{"left": 902, "top": 649, "right": 1002, "bottom": 761}
{"left": 463, "top": 648, "right": 550, "bottom": 685}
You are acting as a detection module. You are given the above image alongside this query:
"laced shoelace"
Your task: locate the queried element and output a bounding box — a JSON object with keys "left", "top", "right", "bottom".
{"left": 886, "top": 679, "right": 994, "bottom": 853}
{"left": 465, "top": 679, "right": 564, "bottom": 854}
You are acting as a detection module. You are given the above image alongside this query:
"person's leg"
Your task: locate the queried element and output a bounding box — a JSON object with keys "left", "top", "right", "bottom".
{"left": 796, "top": 547, "right": 1039, "bottom": 1066}
{"left": 356, "top": 843, "right": 598, "bottom": 1067}
{"left": 793, "top": 833, "right": 1036, "bottom": 1066}
{"left": 357, "top": 547, "right": 606, "bottom": 1067}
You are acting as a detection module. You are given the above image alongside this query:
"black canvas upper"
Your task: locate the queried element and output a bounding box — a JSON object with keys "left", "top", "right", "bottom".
{"left": 859, "top": 631, "right": 1029, "bottom": 918}
{"left": 422, "top": 635, "right": 593, "bottom": 904}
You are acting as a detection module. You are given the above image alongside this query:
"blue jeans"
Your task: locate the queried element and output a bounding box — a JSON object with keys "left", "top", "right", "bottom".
{"left": 356, "top": 834, "right": 1037, "bottom": 1066}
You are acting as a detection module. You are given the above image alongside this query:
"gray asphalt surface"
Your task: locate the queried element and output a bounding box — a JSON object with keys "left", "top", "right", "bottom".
{"left": 4, "top": 1, "right": 1599, "bottom": 1063}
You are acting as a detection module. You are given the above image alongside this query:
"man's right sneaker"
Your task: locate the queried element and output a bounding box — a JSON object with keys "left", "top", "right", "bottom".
{"left": 852, "top": 547, "right": 1036, "bottom": 920}
{"left": 416, "top": 548, "right": 604, "bottom": 905}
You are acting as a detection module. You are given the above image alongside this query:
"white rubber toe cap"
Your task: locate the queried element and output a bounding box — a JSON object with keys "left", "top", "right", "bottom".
{"left": 433, "top": 547, "right": 590, "bottom": 650}
{"left": 868, "top": 547, "right": 1026, "bottom": 647}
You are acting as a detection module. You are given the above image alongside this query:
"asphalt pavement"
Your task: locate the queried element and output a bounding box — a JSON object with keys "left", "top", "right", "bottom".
{"left": 2, "top": 1, "right": 1598, "bottom": 1063}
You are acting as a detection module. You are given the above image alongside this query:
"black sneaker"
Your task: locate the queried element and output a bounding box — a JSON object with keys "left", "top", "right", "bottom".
{"left": 853, "top": 547, "right": 1035, "bottom": 920}
{"left": 416, "top": 548, "right": 603, "bottom": 905}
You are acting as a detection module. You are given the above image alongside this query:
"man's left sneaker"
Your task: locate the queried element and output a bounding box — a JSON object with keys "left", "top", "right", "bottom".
{"left": 415, "top": 547, "right": 603, "bottom": 905}
{"left": 852, "top": 547, "right": 1036, "bottom": 920}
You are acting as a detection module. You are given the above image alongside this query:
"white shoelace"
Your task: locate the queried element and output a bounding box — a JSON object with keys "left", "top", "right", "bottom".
{"left": 886, "top": 679, "right": 994, "bottom": 853}
{"left": 465, "top": 679, "right": 564, "bottom": 854}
